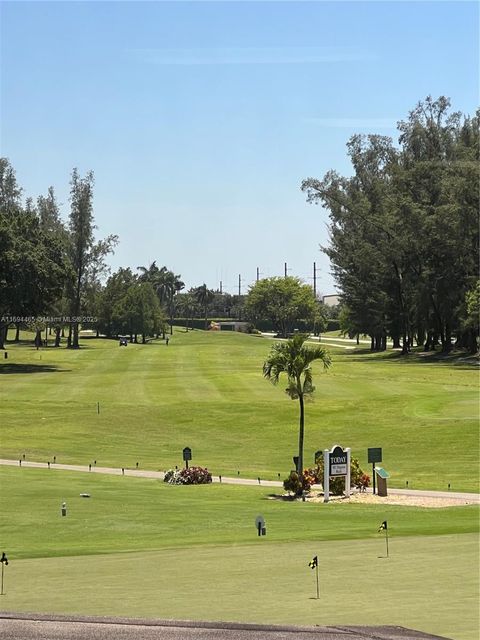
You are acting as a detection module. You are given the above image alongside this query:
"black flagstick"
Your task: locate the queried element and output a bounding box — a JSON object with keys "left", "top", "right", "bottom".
{"left": 0, "top": 552, "right": 8, "bottom": 595}
{"left": 309, "top": 556, "right": 319, "bottom": 598}
{"left": 378, "top": 521, "right": 389, "bottom": 558}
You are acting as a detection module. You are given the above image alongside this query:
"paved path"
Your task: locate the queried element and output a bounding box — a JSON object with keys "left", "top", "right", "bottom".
{"left": 260, "top": 333, "right": 370, "bottom": 350}
{"left": 1, "top": 459, "right": 478, "bottom": 502}
{"left": 0, "top": 614, "right": 450, "bottom": 640}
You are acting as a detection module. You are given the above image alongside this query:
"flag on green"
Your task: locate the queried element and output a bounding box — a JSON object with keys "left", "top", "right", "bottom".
{"left": 308, "top": 556, "right": 318, "bottom": 569}
{"left": 378, "top": 520, "right": 387, "bottom": 532}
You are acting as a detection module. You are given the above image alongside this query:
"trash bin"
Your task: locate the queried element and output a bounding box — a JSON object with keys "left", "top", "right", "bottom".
{"left": 375, "top": 467, "right": 390, "bottom": 497}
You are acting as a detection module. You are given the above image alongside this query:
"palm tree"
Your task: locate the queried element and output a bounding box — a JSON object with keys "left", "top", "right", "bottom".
{"left": 157, "top": 270, "right": 185, "bottom": 334}
{"left": 176, "top": 293, "right": 198, "bottom": 331}
{"left": 193, "top": 284, "right": 215, "bottom": 329}
{"left": 138, "top": 264, "right": 184, "bottom": 335}
{"left": 263, "top": 333, "right": 331, "bottom": 489}
{"left": 137, "top": 261, "right": 161, "bottom": 284}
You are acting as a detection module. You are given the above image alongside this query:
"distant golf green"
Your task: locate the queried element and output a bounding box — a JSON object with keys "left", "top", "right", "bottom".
{"left": 1, "top": 330, "right": 478, "bottom": 490}
{"left": 0, "top": 467, "right": 478, "bottom": 640}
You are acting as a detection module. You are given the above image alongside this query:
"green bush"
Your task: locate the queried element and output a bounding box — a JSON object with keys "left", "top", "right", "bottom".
{"left": 283, "top": 471, "right": 305, "bottom": 495}
{"left": 283, "top": 469, "right": 318, "bottom": 495}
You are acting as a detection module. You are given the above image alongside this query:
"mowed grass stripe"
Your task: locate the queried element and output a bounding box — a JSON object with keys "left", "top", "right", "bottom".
{"left": 1, "top": 331, "right": 478, "bottom": 489}
{"left": 2, "top": 535, "right": 478, "bottom": 640}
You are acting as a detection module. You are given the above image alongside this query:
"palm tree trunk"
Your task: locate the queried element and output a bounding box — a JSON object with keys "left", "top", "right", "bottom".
{"left": 297, "top": 391, "right": 305, "bottom": 493}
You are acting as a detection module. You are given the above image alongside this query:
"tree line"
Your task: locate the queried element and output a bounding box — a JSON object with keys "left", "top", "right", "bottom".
{"left": 0, "top": 160, "right": 326, "bottom": 345}
{"left": 302, "top": 96, "right": 479, "bottom": 353}
{"left": 1, "top": 96, "right": 478, "bottom": 352}
{"left": 0, "top": 162, "right": 228, "bottom": 347}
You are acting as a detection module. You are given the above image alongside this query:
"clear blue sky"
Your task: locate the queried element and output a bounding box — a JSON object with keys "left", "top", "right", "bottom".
{"left": 1, "top": 1, "right": 478, "bottom": 295}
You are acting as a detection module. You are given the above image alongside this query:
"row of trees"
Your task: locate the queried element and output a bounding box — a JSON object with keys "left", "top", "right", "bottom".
{"left": 0, "top": 160, "right": 244, "bottom": 347}
{"left": 0, "top": 163, "right": 118, "bottom": 349}
{"left": 302, "top": 96, "right": 479, "bottom": 353}
{"left": 2, "top": 96, "right": 477, "bottom": 352}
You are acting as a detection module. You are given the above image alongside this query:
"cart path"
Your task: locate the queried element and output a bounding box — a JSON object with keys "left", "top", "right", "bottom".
{"left": 1, "top": 458, "right": 478, "bottom": 502}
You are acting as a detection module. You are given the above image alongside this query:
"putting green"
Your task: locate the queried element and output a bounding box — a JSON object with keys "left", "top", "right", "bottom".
{"left": 1, "top": 535, "right": 478, "bottom": 640}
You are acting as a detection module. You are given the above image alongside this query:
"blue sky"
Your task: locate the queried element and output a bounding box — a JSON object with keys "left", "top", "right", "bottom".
{"left": 1, "top": 1, "right": 478, "bottom": 295}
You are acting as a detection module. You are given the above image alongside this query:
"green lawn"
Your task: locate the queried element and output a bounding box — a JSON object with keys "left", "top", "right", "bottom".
{"left": 2, "top": 467, "right": 478, "bottom": 559}
{"left": 1, "top": 330, "right": 478, "bottom": 490}
{"left": 0, "top": 467, "right": 478, "bottom": 640}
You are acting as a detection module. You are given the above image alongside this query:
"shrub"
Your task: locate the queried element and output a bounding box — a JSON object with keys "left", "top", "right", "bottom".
{"left": 357, "top": 473, "right": 370, "bottom": 491}
{"left": 163, "top": 469, "right": 183, "bottom": 484}
{"left": 283, "top": 469, "right": 317, "bottom": 495}
{"left": 164, "top": 466, "right": 212, "bottom": 485}
{"left": 179, "top": 466, "right": 212, "bottom": 485}
{"left": 302, "top": 467, "right": 320, "bottom": 488}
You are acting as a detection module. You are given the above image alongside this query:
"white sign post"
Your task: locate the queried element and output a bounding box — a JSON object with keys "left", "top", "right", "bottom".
{"left": 323, "top": 445, "right": 351, "bottom": 503}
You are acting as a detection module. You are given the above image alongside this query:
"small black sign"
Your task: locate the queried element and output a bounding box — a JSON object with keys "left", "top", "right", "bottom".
{"left": 182, "top": 447, "right": 192, "bottom": 461}
{"left": 368, "top": 447, "right": 382, "bottom": 464}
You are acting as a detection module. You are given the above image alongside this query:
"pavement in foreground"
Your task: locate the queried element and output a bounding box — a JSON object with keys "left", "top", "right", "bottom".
{"left": 0, "top": 614, "right": 451, "bottom": 640}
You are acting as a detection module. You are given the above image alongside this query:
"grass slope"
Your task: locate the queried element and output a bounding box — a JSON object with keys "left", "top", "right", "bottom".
{"left": 0, "top": 330, "right": 478, "bottom": 490}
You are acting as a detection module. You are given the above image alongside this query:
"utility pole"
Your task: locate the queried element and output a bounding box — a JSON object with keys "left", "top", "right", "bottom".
{"left": 256, "top": 267, "right": 260, "bottom": 282}
{"left": 312, "top": 262, "right": 322, "bottom": 300}
{"left": 219, "top": 281, "right": 223, "bottom": 294}
{"left": 238, "top": 274, "right": 241, "bottom": 296}
{"left": 284, "top": 262, "right": 288, "bottom": 278}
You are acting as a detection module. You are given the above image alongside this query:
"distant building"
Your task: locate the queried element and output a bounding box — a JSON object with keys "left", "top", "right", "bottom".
{"left": 210, "top": 321, "right": 250, "bottom": 332}
{"left": 322, "top": 294, "right": 340, "bottom": 307}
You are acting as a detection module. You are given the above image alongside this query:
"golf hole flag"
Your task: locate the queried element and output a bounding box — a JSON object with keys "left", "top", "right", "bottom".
{"left": 378, "top": 521, "right": 389, "bottom": 558}
{"left": 308, "top": 556, "right": 319, "bottom": 599}
{"left": 1, "top": 552, "right": 7, "bottom": 596}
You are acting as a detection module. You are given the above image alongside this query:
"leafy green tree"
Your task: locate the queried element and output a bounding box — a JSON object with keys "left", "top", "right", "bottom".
{"left": 245, "top": 276, "right": 316, "bottom": 337}
{"left": 67, "top": 169, "right": 117, "bottom": 348}
{"left": 302, "top": 97, "right": 479, "bottom": 353}
{"left": 312, "top": 302, "right": 328, "bottom": 336}
{"left": 98, "top": 270, "right": 165, "bottom": 342}
{"left": 263, "top": 333, "right": 331, "bottom": 492}
{"left": 67, "top": 169, "right": 95, "bottom": 348}
{"left": 456, "top": 280, "right": 480, "bottom": 353}
{"left": 0, "top": 160, "right": 69, "bottom": 349}
{"left": 120, "top": 282, "right": 163, "bottom": 343}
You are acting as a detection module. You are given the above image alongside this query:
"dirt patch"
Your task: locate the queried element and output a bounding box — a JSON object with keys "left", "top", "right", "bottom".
{"left": 268, "top": 491, "right": 477, "bottom": 508}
